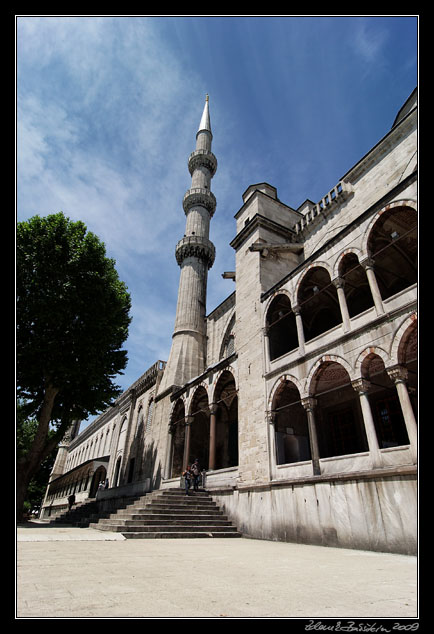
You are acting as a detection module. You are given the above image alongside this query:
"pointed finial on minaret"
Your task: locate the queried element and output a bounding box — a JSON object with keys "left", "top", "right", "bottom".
{"left": 198, "top": 94, "right": 212, "bottom": 136}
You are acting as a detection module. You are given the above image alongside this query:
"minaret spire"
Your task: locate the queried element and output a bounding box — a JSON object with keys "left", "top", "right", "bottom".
{"left": 198, "top": 94, "right": 212, "bottom": 136}
{"left": 158, "top": 95, "right": 217, "bottom": 391}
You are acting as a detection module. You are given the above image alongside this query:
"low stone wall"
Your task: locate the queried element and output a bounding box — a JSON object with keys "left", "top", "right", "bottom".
{"left": 96, "top": 478, "right": 151, "bottom": 501}
{"left": 210, "top": 467, "right": 417, "bottom": 555}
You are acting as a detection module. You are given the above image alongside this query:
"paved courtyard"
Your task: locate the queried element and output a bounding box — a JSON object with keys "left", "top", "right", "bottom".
{"left": 16, "top": 523, "right": 418, "bottom": 619}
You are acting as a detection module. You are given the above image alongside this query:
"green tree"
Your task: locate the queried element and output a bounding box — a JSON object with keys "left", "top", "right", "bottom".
{"left": 17, "top": 400, "right": 57, "bottom": 515}
{"left": 16, "top": 212, "right": 132, "bottom": 520}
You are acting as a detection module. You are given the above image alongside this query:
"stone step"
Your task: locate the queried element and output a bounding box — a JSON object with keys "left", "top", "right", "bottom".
{"left": 97, "top": 517, "right": 233, "bottom": 527}
{"left": 90, "top": 487, "right": 241, "bottom": 539}
{"left": 94, "top": 523, "right": 240, "bottom": 533}
{"left": 112, "top": 510, "right": 226, "bottom": 520}
{"left": 122, "top": 531, "right": 242, "bottom": 539}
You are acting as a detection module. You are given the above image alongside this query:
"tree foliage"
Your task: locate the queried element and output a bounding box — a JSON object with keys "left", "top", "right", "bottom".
{"left": 16, "top": 212, "right": 132, "bottom": 519}
{"left": 17, "top": 401, "right": 57, "bottom": 514}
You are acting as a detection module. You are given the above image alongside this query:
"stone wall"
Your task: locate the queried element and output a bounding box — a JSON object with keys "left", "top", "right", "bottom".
{"left": 212, "top": 468, "right": 417, "bottom": 555}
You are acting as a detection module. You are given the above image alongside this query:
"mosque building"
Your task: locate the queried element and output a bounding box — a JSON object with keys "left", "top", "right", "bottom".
{"left": 41, "top": 90, "right": 417, "bottom": 554}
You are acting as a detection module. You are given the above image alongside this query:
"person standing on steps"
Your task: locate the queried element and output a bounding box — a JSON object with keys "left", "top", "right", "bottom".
{"left": 68, "top": 493, "right": 75, "bottom": 511}
{"left": 183, "top": 465, "right": 192, "bottom": 496}
{"left": 191, "top": 459, "right": 201, "bottom": 492}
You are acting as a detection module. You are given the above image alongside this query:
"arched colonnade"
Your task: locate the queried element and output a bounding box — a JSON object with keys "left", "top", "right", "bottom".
{"left": 167, "top": 368, "right": 238, "bottom": 478}
{"left": 268, "top": 314, "right": 417, "bottom": 473}
{"left": 266, "top": 203, "right": 417, "bottom": 359}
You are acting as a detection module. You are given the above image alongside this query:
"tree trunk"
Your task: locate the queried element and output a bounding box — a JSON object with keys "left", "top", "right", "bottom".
{"left": 16, "top": 382, "right": 59, "bottom": 521}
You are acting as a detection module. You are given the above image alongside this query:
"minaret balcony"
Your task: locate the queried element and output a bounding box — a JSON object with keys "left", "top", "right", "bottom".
{"left": 183, "top": 187, "right": 217, "bottom": 216}
{"left": 175, "top": 235, "right": 216, "bottom": 269}
{"left": 188, "top": 149, "right": 218, "bottom": 177}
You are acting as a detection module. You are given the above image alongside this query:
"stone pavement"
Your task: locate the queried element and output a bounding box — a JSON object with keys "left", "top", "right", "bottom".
{"left": 16, "top": 522, "right": 418, "bottom": 619}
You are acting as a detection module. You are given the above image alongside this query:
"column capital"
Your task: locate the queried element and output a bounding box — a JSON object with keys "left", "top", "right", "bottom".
{"left": 185, "top": 416, "right": 194, "bottom": 425}
{"left": 209, "top": 403, "right": 219, "bottom": 415}
{"left": 386, "top": 365, "right": 409, "bottom": 384}
{"left": 352, "top": 378, "right": 371, "bottom": 394}
{"left": 360, "top": 256, "right": 375, "bottom": 271}
{"left": 301, "top": 397, "right": 317, "bottom": 411}
{"left": 332, "top": 276, "right": 345, "bottom": 289}
{"left": 292, "top": 303, "right": 302, "bottom": 315}
{"left": 266, "top": 410, "right": 276, "bottom": 423}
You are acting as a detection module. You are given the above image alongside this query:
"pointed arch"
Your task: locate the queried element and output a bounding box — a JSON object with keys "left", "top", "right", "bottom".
{"left": 338, "top": 252, "right": 375, "bottom": 317}
{"left": 309, "top": 359, "right": 368, "bottom": 458}
{"left": 265, "top": 292, "right": 298, "bottom": 360}
{"left": 270, "top": 376, "right": 311, "bottom": 465}
{"left": 219, "top": 312, "right": 236, "bottom": 360}
{"left": 212, "top": 369, "right": 238, "bottom": 469}
{"left": 170, "top": 398, "right": 186, "bottom": 478}
{"left": 364, "top": 203, "right": 417, "bottom": 301}
{"left": 188, "top": 385, "right": 210, "bottom": 470}
{"left": 390, "top": 313, "right": 418, "bottom": 366}
{"left": 297, "top": 266, "right": 342, "bottom": 341}
{"left": 355, "top": 346, "right": 390, "bottom": 378}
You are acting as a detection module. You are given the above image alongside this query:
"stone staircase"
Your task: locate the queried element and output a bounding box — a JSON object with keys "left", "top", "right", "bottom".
{"left": 47, "top": 495, "right": 144, "bottom": 527}
{"left": 89, "top": 488, "right": 242, "bottom": 539}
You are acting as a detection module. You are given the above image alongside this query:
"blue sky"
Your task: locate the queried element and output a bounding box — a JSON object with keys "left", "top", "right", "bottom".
{"left": 16, "top": 16, "right": 418, "bottom": 427}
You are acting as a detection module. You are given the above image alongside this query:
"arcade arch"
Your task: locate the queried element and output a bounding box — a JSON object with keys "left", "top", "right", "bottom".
{"left": 297, "top": 266, "right": 342, "bottom": 342}
{"left": 360, "top": 353, "right": 410, "bottom": 448}
{"left": 338, "top": 252, "right": 374, "bottom": 317}
{"left": 266, "top": 293, "right": 298, "bottom": 360}
{"left": 169, "top": 371, "right": 239, "bottom": 478}
{"left": 309, "top": 360, "right": 369, "bottom": 458}
{"left": 271, "top": 378, "right": 310, "bottom": 465}
{"left": 188, "top": 386, "right": 210, "bottom": 471}
{"left": 170, "top": 399, "right": 186, "bottom": 478}
{"left": 366, "top": 205, "right": 417, "bottom": 301}
{"left": 211, "top": 370, "right": 238, "bottom": 470}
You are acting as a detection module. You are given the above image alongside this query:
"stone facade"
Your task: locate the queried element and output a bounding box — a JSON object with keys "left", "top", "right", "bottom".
{"left": 41, "top": 91, "right": 417, "bottom": 555}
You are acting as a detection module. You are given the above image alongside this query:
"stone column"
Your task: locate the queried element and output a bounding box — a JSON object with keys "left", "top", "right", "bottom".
{"left": 263, "top": 327, "right": 271, "bottom": 366}
{"left": 333, "top": 277, "right": 351, "bottom": 332}
{"left": 361, "top": 257, "right": 384, "bottom": 316}
{"left": 164, "top": 427, "right": 174, "bottom": 480}
{"left": 301, "top": 397, "right": 321, "bottom": 475}
{"left": 351, "top": 379, "right": 382, "bottom": 468}
{"left": 182, "top": 416, "right": 193, "bottom": 472}
{"left": 208, "top": 403, "right": 218, "bottom": 471}
{"left": 386, "top": 365, "right": 418, "bottom": 463}
{"left": 293, "top": 304, "right": 305, "bottom": 355}
{"left": 266, "top": 410, "right": 278, "bottom": 480}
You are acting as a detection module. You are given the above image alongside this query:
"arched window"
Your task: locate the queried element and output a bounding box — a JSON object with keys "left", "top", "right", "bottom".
{"left": 272, "top": 380, "right": 310, "bottom": 465}
{"left": 367, "top": 206, "right": 417, "bottom": 300}
{"left": 398, "top": 321, "right": 417, "bottom": 419}
{"left": 298, "top": 267, "right": 341, "bottom": 342}
{"left": 339, "top": 253, "right": 374, "bottom": 317}
{"left": 219, "top": 314, "right": 236, "bottom": 360}
{"left": 361, "top": 354, "right": 409, "bottom": 448}
{"left": 170, "top": 400, "right": 186, "bottom": 478}
{"left": 312, "top": 361, "right": 368, "bottom": 458}
{"left": 113, "top": 456, "right": 122, "bottom": 488}
{"left": 213, "top": 371, "right": 238, "bottom": 469}
{"left": 266, "top": 294, "right": 298, "bottom": 360}
{"left": 189, "top": 387, "right": 210, "bottom": 470}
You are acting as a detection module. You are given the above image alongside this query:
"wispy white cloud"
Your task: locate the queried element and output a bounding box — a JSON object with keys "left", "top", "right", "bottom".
{"left": 351, "top": 18, "right": 389, "bottom": 73}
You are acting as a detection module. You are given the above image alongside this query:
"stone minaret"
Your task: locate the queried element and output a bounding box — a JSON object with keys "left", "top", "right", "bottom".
{"left": 159, "top": 95, "right": 217, "bottom": 391}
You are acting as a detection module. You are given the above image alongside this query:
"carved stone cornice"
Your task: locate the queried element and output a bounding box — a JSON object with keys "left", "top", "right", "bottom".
{"left": 188, "top": 149, "right": 217, "bottom": 177}
{"left": 183, "top": 187, "right": 217, "bottom": 216}
{"left": 175, "top": 235, "right": 216, "bottom": 269}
